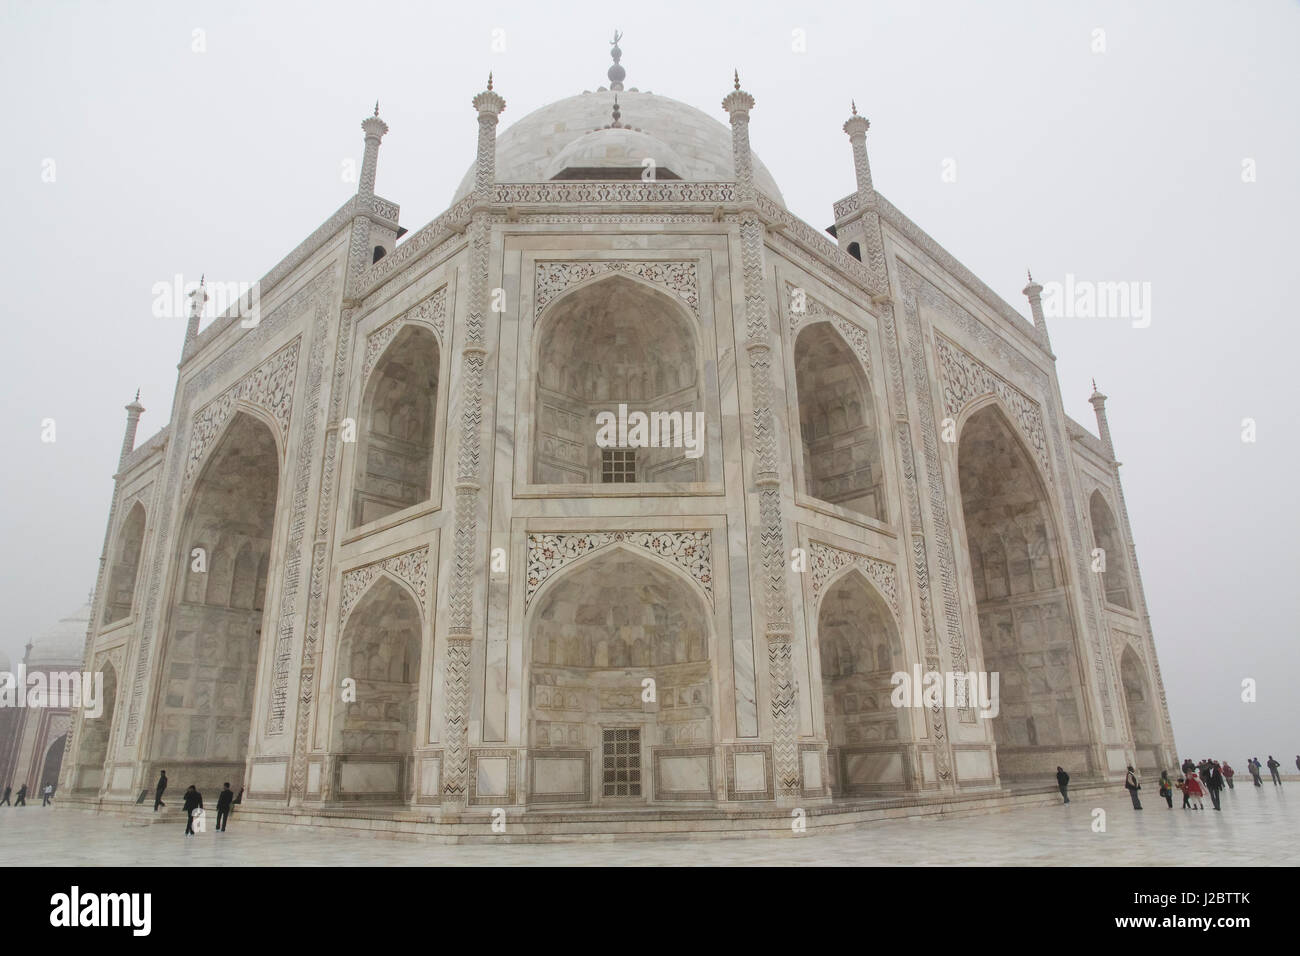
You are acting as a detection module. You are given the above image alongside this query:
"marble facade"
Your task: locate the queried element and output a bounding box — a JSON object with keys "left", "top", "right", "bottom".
{"left": 58, "top": 49, "right": 1175, "bottom": 831}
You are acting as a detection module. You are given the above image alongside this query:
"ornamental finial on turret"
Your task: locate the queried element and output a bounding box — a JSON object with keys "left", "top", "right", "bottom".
{"left": 474, "top": 73, "right": 505, "bottom": 115}
{"left": 374, "top": 100, "right": 379, "bottom": 117}
{"left": 851, "top": 100, "right": 857, "bottom": 116}
{"left": 608, "top": 30, "right": 626, "bottom": 91}
{"left": 734, "top": 69, "right": 741, "bottom": 90}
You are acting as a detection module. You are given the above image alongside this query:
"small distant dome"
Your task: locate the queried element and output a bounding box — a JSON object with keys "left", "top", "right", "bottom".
{"left": 543, "top": 127, "right": 687, "bottom": 181}
{"left": 27, "top": 601, "right": 90, "bottom": 667}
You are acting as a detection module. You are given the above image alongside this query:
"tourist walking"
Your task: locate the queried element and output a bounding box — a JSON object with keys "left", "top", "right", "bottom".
{"left": 215, "top": 782, "right": 234, "bottom": 832}
{"left": 0, "top": 785, "right": 10, "bottom": 806}
{"left": 1176, "top": 775, "right": 1191, "bottom": 809}
{"left": 14, "top": 784, "right": 27, "bottom": 807}
{"left": 1056, "top": 766, "right": 1070, "bottom": 804}
{"left": 1222, "top": 762, "right": 1235, "bottom": 790}
{"left": 1182, "top": 758, "right": 1195, "bottom": 777}
{"left": 41, "top": 784, "right": 53, "bottom": 807}
{"left": 1267, "top": 756, "right": 1282, "bottom": 786}
{"left": 182, "top": 785, "right": 202, "bottom": 836}
{"left": 1248, "top": 759, "right": 1262, "bottom": 787}
{"left": 1295, "top": 755, "right": 1300, "bottom": 776}
{"left": 153, "top": 770, "right": 168, "bottom": 811}
{"left": 1208, "top": 764, "right": 1225, "bottom": 811}
{"left": 1124, "top": 766, "right": 1143, "bottom": 810}
{"left": 1186, "top": 773, "right": 1205, "bottom": 809}
{"left": 1159, "top": 770, "right": 1174, "bottom": 808}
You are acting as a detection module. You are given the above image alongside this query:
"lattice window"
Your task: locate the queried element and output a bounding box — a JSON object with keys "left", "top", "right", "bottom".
{"left": 601, "top": 448, "right": 637, "bottom": 483}
{"left": 602, "top": 728, "right": 641, "bottom": 797}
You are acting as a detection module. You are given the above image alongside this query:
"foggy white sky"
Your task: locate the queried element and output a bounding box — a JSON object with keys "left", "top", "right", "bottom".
{"left": 2, "top": 0, "right": 1296, "bottom": 767}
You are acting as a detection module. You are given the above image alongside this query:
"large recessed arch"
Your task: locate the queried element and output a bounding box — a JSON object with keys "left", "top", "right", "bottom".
{"left": 151, "top": 411, "right": 280, "bottom": 788}
{"left": 794, "top": 322, "right": 885, "bottom": 521}
{"left": 352, "top": 324, "right": 440, "bottom": 528}
{"left": 532, "top": 274, "right": 704, "bottom": 485}
{"left": 816, "top": 569, "right": 907, "bottom": 794}
{"left": 330, "top": 574, "right": 423, "bottom": 802}
{"left": 103, "top": 502, "right": 146, "bottom": 624}
{"left": 1089, "top": 491, "right": 1134, "bottom": 610}
{"left": 1120, "top": 646, "right": 1161, "bottom": 773}
{"left": 528, "top": 546, "right": 714, "bottom": 802}
{"left": 957, "top": 403, "right": 1089, "bottom": 781}
{"left": 75, "top": 659, "right": 118, "bottom": 791}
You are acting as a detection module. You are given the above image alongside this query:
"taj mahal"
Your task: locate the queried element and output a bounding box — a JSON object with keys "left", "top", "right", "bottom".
{"left": 57, "top": 37, "right": 1177, "bottom": 838}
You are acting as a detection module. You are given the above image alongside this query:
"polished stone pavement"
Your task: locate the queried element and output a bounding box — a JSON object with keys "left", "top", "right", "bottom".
{"left": 1, "top": 784, "right": 1295, "bottom": 866}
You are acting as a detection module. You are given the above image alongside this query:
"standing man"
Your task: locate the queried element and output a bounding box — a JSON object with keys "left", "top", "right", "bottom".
{"left": 1124, "top": 766, "right": 1143, "bottom": 810}
{"left": 1249, "top": 759, "right": 1263, "bottom": 787}
{"left": 1055, "top": 766, "right": 1070, "bottom": 804}
{"left": 1208, "top": 763, "right": 1225, "bottom": 811}
{"left": 0, "top": 784, "right": 11, "bottom": 806}
{"left": 1266, "top": 756, "right": 1282, "bottom": 786}
{"left": 1222, "top": 762, "right": 1235, "bottom": 790}
{"left": 182, "top": 785, "right": 203, "bottom": 836}
{"left": 41, "top": 784, "right": 53, "bottom": 807}
{"left": 14, "top": 784, "right": 27, "bottom": 806}
{"left": 153, "top": 770, "right": 168, "bottom": 811}
{"left": 215, "top": 782, "right": 234, "bottom": 832}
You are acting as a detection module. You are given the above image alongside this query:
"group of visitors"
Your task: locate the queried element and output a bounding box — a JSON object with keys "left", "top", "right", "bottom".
{"left": 0, "top": 782, "right": 55, "bottom": 807}
{"left": 1054, "top": 753, "right": 1294, "bottom": 811}
{"left": 154, "top": 770, "right": 240, "bottom": 835}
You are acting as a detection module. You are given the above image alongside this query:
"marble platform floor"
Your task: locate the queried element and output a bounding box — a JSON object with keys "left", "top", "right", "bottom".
{"left": 1, "top": 784, "right": 1295, "bottom": 866}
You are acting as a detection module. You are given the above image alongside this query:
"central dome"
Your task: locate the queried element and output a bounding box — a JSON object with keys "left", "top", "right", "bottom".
{"left": 452, "top": 89, "right": 786, "bottom": 205}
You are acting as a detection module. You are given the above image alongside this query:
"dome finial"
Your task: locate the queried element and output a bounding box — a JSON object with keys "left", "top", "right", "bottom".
{"left": 487, "top": 71, "right": 493, "bottom": 91}
{"left": 374, "top": 100, "right": 380, "bottom": 117}
{"left": 851, "top": 99, "right": 858, "bottom": 116}
{"left": 611, "top": 94, "right": 621, "bottom": 127}
{"left": 734, "top": 69, "right": 741, "bottom": 90}
{"left": 607, "top": 29, "right": 626, "bottom": 91}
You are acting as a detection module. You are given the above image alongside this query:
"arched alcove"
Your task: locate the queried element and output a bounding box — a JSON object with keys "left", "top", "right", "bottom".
{"left": 794, "top": 323, "right": 885, "bottom": 521}
{"left": 1089, "top": 491, "right": 1134, "bottom": 610}
{"left": 352, "top": 325, "right": 439, "bottom": 528}
{"left": 334, "top": 576, "right": 422, "bottom": 760}
{"left": 529, "top": 549, "right": 712, "bottom": 802}
{"left": 151, "top": 411, "right": 279, "bottom": 788}
{"left": 1120, "top": 647, "right": 1161, "bottom": 773}
{"left": 818, "top": 571, "right": 907, "bottom": 794}
{"left": 533, "top": 276, "right": 703, "bottom": 485}
{"left": 40, "top": 734, "right": 67, "bottom": 792}
{"left": 957, "top": 405, "right": 1087, "bottom": 781}
{"left": 103, "top": 502, "right": 146, "bottom": 624}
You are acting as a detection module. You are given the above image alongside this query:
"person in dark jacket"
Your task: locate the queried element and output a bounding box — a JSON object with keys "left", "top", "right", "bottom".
{"left": 154, "top": 770, "right": 168, "bottom": 811}
{"left": 1181, "top": 758, "right": 1195, "bottom": 777}
{"left": 182, "top": 785, "right": 203, "bottom": 836}
{"left": 1249, "top": 758, "right": 1262, "bottom": 786}
{"left": 0, "top": 785, "right": 10, "bottom": 806}
{"left": 1124, "top": 766, "right": 1142, "bottom": 809}
{"left": 1055, "top": 766, "right": 1070, "bottom": 804}
{"left": 215, "top": 782, "right": 234, "bottom": 832}
{"left": 1159, "top": 770, "right": 1174, "bottom": 808}
{"left": 1267, "top": 756, "right": 1282, "bottom": 786}
{"left": 14, "top": 784, "right": 27, "bottom": 806}
{"left": 1208, "top": 764, "right": 1225, "bottom": 811}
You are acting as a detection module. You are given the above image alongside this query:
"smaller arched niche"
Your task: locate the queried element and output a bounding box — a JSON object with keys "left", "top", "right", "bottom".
{"left": 533, "top": 275, "right": 704, "bottom": 486}
{"left": 335, "top": 576, "right": 422, "bottom": 757}
{"left": 1120, "top": 647, "right": 1160, "bottom": 771}
{"left": 352, "top": 326, "right": 440, "bottom": 528}
{"left": 818, "top": 571, "right": 906, "bottom": 793}
{"left": 103, "top": 502, "right": 146, "bottom": 624}
{"left": 794, "top": 323, "right": 885, "bottom": 521}
{"left": 1089, "top": 491, "right": 1134, "bottom": 610}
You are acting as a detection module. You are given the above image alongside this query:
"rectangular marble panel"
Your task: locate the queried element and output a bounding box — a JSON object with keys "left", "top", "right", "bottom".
{"left": 340, "top": 760, "right": 398, "bottom": 794}
{"left": 801, "top": 750, "right": 822, "bottom": 791}
{"left": 734, "top": 751, "right": 767, "bottom": 792}
{"left": 921, "top": 751, "right": 937, "bottom": 787}
{"left": 419, "top": 757, "right": 441, "bottom": 797}
{"left": 955, "top": 748, "right": 993, "bottom": 783}
{"left": 533, "top": 756, "right": 586, "bottom": 795}
{"left": 79, "top": 767, "right": 103, "bottom": 790}
{"left": 111, "top": 766, "right": 133, "bottom": 793}
{"left": 307, "top": 761, "right": 321, "bottom": 794}
{"left": 1107, "top": 748, "right": 1130, "bottom": 773}
{"left": 659, "top": 755, "right": 710, "bottom": 793}
{"left": 249, "top": 760, "right": 287, "bottom": 794}
{"left": 845, "top": 751, "right": 905, "bottom": 787}
{"left": 475, "top": 756, "right": 510, "bottom": 798}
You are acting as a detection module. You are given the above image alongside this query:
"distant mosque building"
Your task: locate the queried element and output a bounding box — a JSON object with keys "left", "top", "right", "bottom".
{"left": 60, "top": 37, "right": 1175, "bottom": 836}
{"left": 0, "top": 602, "right": 88, "bottom": 795}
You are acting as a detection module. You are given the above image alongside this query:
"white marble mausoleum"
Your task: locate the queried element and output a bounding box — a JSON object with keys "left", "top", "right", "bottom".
{"left": 60, "top": 40, "right": 1176, "bottom": 832}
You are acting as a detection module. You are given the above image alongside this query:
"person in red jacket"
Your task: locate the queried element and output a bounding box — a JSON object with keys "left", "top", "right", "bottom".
{"left": 1185, "top": 772, "right": 1205, "bottom": 810}
{"left": 1222, "top": 762, "right": 1235, "bottom": 790}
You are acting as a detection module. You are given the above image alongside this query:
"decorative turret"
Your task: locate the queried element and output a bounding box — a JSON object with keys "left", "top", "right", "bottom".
{"left": 837, "top": 102, "right": 888, "bottom": 295}
{"left": 721, "top": 70, "right": 757, "bottom": 202}
{"left": 471, "top": 74, "right": 506, "bottom": 201}
{"left": 358, "top": 101, "right": 389, "bottom": 200}
{"left": 183, "top": 274, "right": 207, "bottom": 352}
{"left": 120, "top": 390, "right": 144, "bottom": 469}
{"left": 1089, "top": 380, "right": 1115, "bottom": 461}
{"left": 1023, "top": 269, "right": 1053, "bottom": 355}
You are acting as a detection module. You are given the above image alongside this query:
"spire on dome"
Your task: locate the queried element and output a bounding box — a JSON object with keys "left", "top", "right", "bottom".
{"left": 608, "top": 30, "right": 625, "bottom": 91}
